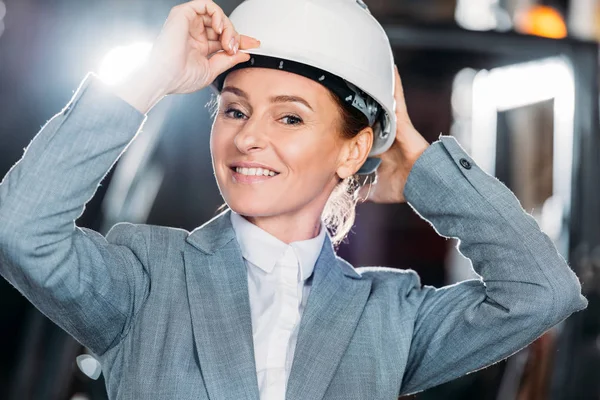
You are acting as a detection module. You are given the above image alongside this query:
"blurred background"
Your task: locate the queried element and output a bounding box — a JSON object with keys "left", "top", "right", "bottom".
{"left": 0, "top": 0, "right": 599, "bottom": 399}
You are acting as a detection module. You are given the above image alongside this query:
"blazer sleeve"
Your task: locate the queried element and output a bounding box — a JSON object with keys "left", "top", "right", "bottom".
{"left": 397, "top": 135, "right": 588, "bottom": 396}
{"left": 0, "top": 72, "right": 151, "bottom": 357}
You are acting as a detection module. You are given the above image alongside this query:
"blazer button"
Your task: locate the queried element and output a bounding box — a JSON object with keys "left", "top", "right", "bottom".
{"left": 459, "top": 158, "right": 472, "bottom": 169}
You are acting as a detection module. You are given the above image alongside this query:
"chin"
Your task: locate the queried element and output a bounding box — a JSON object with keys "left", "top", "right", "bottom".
{"left": 225, "top": 195, "right": 283, "bottom": 218}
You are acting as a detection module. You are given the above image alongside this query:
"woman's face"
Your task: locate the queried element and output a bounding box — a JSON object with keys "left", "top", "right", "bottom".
{"left": 210, "top": 67, "right": 361, "bottom": 220}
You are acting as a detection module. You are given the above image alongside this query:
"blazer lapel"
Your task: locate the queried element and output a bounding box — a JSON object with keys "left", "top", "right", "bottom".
{"left": 285, "top": 235, "right": 372, "bottom": 400}
{"left": 183, "top": 209, "right": 372, "bottom": 400}
{"left": 183, "top": 210, "right": 260, "bottom": 400}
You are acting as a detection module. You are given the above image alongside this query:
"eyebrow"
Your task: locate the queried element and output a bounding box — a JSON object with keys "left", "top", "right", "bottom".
{"left": 271, "top": 95, "right": 314, "bottom": 112}
{"left": 221, "top": 86, "right": 314, "bottom": 112}
{"left": 221, "top": 86, "right": 248, "bottom": 98}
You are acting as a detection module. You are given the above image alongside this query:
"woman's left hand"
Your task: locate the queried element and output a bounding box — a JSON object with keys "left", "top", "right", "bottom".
{"left": 359, "top": 66, "right": 430, "bottom": 204}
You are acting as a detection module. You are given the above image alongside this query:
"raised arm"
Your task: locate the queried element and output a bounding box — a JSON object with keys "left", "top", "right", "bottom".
{"left": 0, "top": 72, "right": 152, "bottom": 356}
{"left": 397, "top": 135, "right": 587, "bottom": 395}
{"left": 361, "top": 66, "right": 587, "bottom": 396}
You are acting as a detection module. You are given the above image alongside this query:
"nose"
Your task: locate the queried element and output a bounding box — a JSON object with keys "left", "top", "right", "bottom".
{"left": 233, "top": 117, "right": 268, "bottom": 154}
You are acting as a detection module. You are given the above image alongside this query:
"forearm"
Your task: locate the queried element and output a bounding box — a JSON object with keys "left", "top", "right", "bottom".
{"left": 403, "top": 134, "right": 587, "bottom": 323}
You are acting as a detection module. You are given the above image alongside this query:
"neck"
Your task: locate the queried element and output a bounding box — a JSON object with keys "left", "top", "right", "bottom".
{"left": 240, "top": 175, "right": 338, "bottom": 244}
{"left": 245, "top": 208, "right": 324, "bottom": 244}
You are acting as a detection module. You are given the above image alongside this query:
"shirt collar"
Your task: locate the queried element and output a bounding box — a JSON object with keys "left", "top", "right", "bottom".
{"left": 230, "top": 211, "right": 327, "bottom": 281}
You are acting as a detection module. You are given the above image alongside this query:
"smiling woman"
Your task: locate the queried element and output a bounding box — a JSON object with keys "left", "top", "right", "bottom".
{"left": 211, "top": 67, "right": 367, "bottom": 243}
{"left": 209, "top": 67, "right": 371, "bottom": 245}
{"left": 0, "top": 0, "right": 587, "bottom": 399}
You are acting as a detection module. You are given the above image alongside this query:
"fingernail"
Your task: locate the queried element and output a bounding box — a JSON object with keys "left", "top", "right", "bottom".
{"left": 234, "top": 42, "right": 239, "bottom": 54}
{"left": 219, "top": 21, "right": 224, "bottom": 34}
{"left": 229, "top": 38, "right": 235, "bottom": 52}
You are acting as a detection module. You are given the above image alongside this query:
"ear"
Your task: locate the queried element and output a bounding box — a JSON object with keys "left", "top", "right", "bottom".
{"left": 336, "top": 126, "right": 373, "bottom": 179}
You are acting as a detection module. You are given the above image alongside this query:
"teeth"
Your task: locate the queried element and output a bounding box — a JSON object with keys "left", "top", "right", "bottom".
{"left": 235, "top": 167, "right": 278, "bottom": 176}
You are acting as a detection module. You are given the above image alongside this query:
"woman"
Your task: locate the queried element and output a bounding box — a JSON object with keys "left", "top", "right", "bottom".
{"left": 0, "top": 0, "right": 587, "bottom": 399}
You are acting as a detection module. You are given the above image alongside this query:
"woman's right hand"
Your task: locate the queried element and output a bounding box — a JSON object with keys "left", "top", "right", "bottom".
{"left": 150, "top": 0, "right": 259, "bottom": 95}
{"left": 113, "top": 0, "right": 260, "bottom": 114}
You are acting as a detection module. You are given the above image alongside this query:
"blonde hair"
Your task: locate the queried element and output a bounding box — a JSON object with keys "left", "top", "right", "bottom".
{"left": 321, "top": 175, "right": 363, "bottom": 246}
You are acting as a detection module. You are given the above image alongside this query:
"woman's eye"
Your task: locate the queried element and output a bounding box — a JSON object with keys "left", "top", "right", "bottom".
{"left": 280, "top": 115, "right": 303, "bottom": 125}
{"left": 224, "top": 108, "right": 247, "bottom": 120}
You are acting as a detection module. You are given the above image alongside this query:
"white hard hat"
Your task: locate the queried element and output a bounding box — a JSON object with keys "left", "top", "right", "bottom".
{"left": 212, "top": 0, "right": 397, "bottom": 175}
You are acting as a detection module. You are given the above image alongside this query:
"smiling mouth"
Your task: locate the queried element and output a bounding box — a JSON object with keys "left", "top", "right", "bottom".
{"left": 230, "top": 166, "right": 280, "bottom": 177}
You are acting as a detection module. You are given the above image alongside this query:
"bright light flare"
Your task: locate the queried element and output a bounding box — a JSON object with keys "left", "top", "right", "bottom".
{"left": 98, "top": 42, "right": 153, "bottom": 86}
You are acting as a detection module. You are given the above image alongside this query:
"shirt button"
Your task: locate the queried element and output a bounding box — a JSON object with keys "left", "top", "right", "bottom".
{"left": 63, "top": 104, "right": 72, "bottom": 115}
{"left": 459, "top": 158, "right": 472, "bottom": 169}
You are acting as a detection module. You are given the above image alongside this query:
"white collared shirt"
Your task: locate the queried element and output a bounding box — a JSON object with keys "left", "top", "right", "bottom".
{"left": 230, "top": 211, "right": 327, "bottom": 400}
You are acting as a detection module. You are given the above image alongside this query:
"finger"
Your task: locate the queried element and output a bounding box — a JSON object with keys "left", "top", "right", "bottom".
{"left": 186, "top": 1, "right": 237, "bottom": 54}
{"left": 186, "top": 0, "right": 224, "bottom": 33}
{"left": 222, "top": 27, "right": 241, "bottom": 55}
{"left": 175, "top": 3, "right": 212, "bottom": 43}
{"left": 208, "top": 36, "right": 258, "bottom": 55}
{"left": 239, "top": 35, "right": 261, "bottom": 50}
{"left": 393, "top": 65, "right": 409, "bottom": 118}
{"left": 205, "top": 36, "right": 260, "bottom": 70}
{"left": 200, "top": 14, "right": 222, "bottom": 38}
{"left": 207, "top": 40, "right": 223, "bottom": 54}
{"left": 186, "top": 8, "right": 221, "bottom": 41}
{"left": 393, "top": 65, "right": 415, "bottom": 130}
{"left": 208, "top": 50, "right": 251, "bottom": 81}
{"left": 204, "top": 26, "right": 219, "bottom": 41}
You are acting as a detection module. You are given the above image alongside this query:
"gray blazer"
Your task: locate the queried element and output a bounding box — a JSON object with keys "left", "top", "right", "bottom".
{"left": 0, "top": 72, "right": 587, "bottom": 400}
